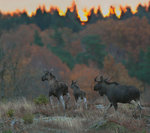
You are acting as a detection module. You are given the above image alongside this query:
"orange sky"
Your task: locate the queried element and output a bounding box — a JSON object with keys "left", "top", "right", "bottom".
{"left": 0, "top": 0, "right": 149, "bottom": 20}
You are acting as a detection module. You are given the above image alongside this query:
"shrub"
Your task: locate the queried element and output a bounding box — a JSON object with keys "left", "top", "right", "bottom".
{"left": 34, "top": 95, "right": 49, "bottom": 105}
{"left": 23, "top": 113, "right": 34, "bottom": 124}
{"left": 2, "top": 130, "right": 12, "bottom": 133}
{"left": 7, "top": 109, "right": 14, "bottom": 118}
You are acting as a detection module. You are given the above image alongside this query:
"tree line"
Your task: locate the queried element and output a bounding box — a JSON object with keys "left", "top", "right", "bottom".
{"left": 0, "top": 5, "right": 150, "bottom": 32}
{"left": 0, "top": 5, "right": 150, "bottom": 99}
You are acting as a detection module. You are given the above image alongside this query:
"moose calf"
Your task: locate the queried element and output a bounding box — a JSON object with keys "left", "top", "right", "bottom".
{"left": 71, "top": 80, "right": 87, "bottom": 109}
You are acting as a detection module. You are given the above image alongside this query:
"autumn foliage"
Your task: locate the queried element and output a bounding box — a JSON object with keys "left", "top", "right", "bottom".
{"left": 103, "top": 55, "right": 144, "bottom": 90}
{"left": 0, "top": 15, "right": 150, "bottom": 98}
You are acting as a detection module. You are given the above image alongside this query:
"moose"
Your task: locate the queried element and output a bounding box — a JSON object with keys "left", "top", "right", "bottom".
{"left": 71, "top": 80, "right": 87, "bottom": 109}
{"left": 41, "top": 71, "right": 70, "bottom": 110}
{"left": 94, "top": 75, "right": 142, "bottom": 117}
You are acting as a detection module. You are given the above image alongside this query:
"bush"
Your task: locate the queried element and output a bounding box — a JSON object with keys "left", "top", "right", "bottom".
{"left": 2, "top": 130, "right": 12, "bottom": 133}
{"left": 23, "top": 113, "right": 34, "bottom": 124}
{"left": 34, "top": 95, "right": 49, "bottom": 105}
{"left": 7, "top": 109, "right": 14, "bottom": 118}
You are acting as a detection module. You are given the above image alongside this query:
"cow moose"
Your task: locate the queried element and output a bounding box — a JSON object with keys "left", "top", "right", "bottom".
{"left": 41, "top": 71, "right": 70, "bottom": 110}
{"left": 94, "top": 75, "right": 142, "bottom": 117}
{"left": 71, "top": 80, "right": 87, "bottom": 109}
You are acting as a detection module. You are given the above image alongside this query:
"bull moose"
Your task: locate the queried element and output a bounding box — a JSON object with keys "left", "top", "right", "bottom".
{"left": 41, "top": 71, "right": 70, "bottom": 110}
{"left": 94, "top": 75, "right": 142, "bottom": 117}
{"left": 71, "top": 80, "right": 87, "bottom": 109}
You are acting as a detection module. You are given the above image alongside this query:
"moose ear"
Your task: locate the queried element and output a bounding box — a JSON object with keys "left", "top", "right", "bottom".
{"left": 43, "top": 70, "right": 49, "bottom": 74}
{"left": 49, "top": 72, "right": 53, "bottom": 76}
{"left": 94, "top": 77, "right": 97, "bottom": 82}
{"left": 52, "top": 75, "right": 56, "bottom": 79}
{"left": 100, "top": 76, "right": 103, "bottom": 81}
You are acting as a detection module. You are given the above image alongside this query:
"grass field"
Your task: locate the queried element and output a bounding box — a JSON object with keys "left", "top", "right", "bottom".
{"left": 0, "top": 96, "right": 149, "bottom": 133}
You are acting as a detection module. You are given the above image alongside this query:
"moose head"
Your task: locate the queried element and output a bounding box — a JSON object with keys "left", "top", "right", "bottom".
{"left": 94, "top": 76, "right": 106, "bottom": 96}
{"left": 70, "top": 80, "right": 78, "bottom": 89}
{"left": 41, "top": 70, "right": 56, "bottom": 81}
{"left": 94, "top": 74, "right": 117, "bottom": 96}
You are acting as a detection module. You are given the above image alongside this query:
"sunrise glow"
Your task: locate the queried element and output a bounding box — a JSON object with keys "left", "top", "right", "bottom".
{"left": 0, "top": 0, "right": 149, "bottom": 22}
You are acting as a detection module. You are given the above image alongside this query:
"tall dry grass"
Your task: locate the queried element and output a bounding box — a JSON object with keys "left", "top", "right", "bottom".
{"left": 0, "top": 96, "right": 148, "bottom": 133}
{"left": 0, "top": 97, "right": 36, "bottom": 118}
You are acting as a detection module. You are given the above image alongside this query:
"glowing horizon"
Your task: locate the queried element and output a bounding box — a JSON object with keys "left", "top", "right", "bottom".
{"left": 0, "top": 0, "right": 149, "bottom": 22}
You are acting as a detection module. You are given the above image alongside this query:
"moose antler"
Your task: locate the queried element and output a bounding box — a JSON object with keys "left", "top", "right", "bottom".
{"left": 72, "top": 80, "right": 77, "bottom": 84}
{"left": 104, "top": 76, "right": 112, "bottom": 82}
{"left": 94, "top": 76, "right": 101, "bottom": 82}
{"left": 95, "top": 71, "right": 112, "bottom": 82}
{"left": 43, "top": 70, "right": 49, "bottom": 74}
{"left": 101, "top": 71, "right": 112, "bottom": 82}
{"left": 94, "top": 77, "right": 98, "bottom": 82}
{"left": 94, "top": 70, "right": 103, "bottom": 82}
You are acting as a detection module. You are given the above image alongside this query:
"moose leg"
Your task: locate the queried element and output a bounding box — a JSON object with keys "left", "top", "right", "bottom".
{"left": 136, "top": 100, "right": 142, "bottom": 119}
{"left": 113, "top": 103, "right": 118, "bottom": 111}
{"left": 83, "top": 97, "right": 87, "bottom": 109}
{"left": 131, "top": 100, "right": 138, "bottom": 118}
{"left": 103, "top": 95, "right": 107, "bottom": 106}
{"left": 59, "top": 95, "right": 65, "bottom": 110}
{"left": 136, "top": 101, "right": 142, "bottom": 109}
{"left": 104, "top": 103, "right": 112, "bottom": 118}
{"left": 66, "top": 93, "right": 70, "bottom": 103}
{"left": 76, "top": 97, "right": 82, "bottom": 109}
{"left": 113, "top": 103, "right": 119, "bottom": 118}
{"left": 49, "top": 96, "right": 54, "bottom": 106}
{"left": 105, "top": 103, "right": 112, "bottom": 112}
{"left": 65, "top": 93, "right": 70, "bottom": 109}
{"left": 131, "top": 100, "right": 142, "bottom": 119}
{"left": 131, "top": 100, "right": 137, "bottom": 107}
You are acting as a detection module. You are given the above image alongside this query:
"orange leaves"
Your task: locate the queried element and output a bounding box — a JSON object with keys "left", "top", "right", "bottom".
{"left": 0, "top": 17, "right": 148, "bottom": 98}
{"left": 80, "top": 17, "right": 150, "bottom": 59}
{"left": 103, "top": 55, "right": 143, "bottom": 90}
{"left": 69, "top": 64, "right": 99, "bottom": 91}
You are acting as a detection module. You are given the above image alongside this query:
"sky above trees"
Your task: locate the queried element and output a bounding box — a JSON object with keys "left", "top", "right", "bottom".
{"left": 0, "top": 0, "right": 149, "bottom": 15}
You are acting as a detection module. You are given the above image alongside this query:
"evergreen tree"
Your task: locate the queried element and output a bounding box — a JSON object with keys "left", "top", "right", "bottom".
{"left": 52, "top": 28, "right": 65, "bottom": 47}
{"left": 88, "top": 9, "right": 103, "bottom": 24}
{"left": 120, "top": 7, "right": 133, "bottom": 20}
{"left": 139, "top": 47, "right": 150, "bottom": 83}
{"left": 65, "top": 9, "right": 82, "bottom": 32}
{"left": 76, "top": 35, "right": 106, "bottom": 68}
{"left": 125, "top": 48, "right": 150, "bottom": 84}
{"left": 34, "top": 30, "right": 44, "bottom": 47}
{"left": 136, "top": 5, "right": 147, "bottom": 18}
{"left": 47, "top": 45, "right": 75, "bottom": 69}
